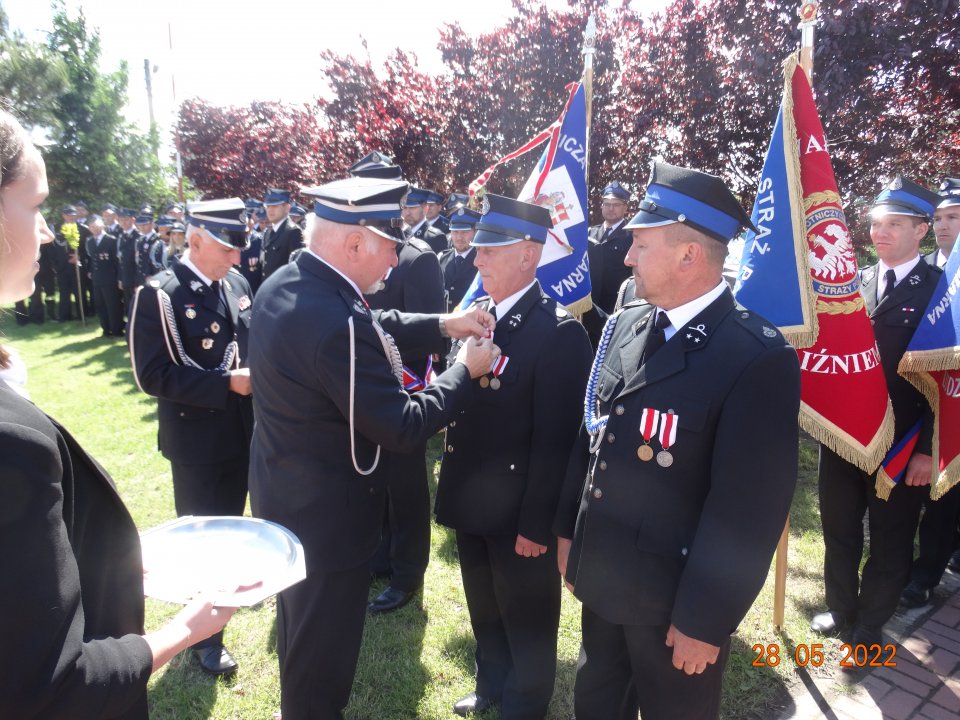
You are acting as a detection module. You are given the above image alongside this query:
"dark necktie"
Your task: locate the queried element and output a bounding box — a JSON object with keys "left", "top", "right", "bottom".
{"left": 641, "top": 310, "right": 672, "bottom": 364}
{"left": 879, "top": 269, "right": 898, "bottom": 303}
{"left": 488, "top": 303, "right": 498, "bottom": 321}
{"left": 210, "top": 280, "right": 228, "bottom": 318}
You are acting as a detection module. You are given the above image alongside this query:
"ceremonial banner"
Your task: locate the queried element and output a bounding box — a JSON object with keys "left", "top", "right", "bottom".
{"left": 737, "top": 54, "right": 893, "bottom": 474}
{"left": 733, "top": 74, "right": 817, "bottom": 348}
{"left": 464, "top": 83, "right": 591, "bottom": 314}
{"left": 898, "top": 241, "right": 960, "bottom": 499}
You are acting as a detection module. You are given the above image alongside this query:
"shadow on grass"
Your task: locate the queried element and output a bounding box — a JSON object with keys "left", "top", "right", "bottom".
{"left": 722, "top": 635, "right": 796, "bottom": 720}
{"left": 148, "top": 650, "right": 227, "bottom": 720}
{"left": 350, "top": 590, "right": 431, "bottom": 717}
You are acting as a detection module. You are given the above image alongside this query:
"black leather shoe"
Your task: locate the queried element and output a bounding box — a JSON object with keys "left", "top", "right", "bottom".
{"left": 453, "top": 692, "right": 495, "bottom": 716}
{"left": 368, "top": 586, "right": 417, "bottom": 614}
{"left": 810, "top": 610, "right": 848, "bottom": 635}
{"left": 899, "top": 581, "right": 932, "bottom": 609}
{"left": 851, "top": 623, "right": 884, "bottom": 649}
{"left": 193, "top": 645, "right": 238, "bottom": 676}
{"left": 948, "top": 548, "right": 960, "bottom": 573}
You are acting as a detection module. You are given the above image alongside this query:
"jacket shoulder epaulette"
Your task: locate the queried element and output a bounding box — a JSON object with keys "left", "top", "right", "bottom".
{"left": 732, "top": 306, "right": 789, "bottom": 348}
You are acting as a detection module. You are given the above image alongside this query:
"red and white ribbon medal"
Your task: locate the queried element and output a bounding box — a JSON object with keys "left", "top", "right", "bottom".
{"left": 480, "top": 355, "right": 509, "bottom": 389}
{"left": 637, "top": 408, "right": 660, "bottom": 461}
{"left": 657, "top": 410, "right": 677, "bottom": 467}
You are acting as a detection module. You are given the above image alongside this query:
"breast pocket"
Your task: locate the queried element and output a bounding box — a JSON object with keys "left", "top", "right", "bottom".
{"left": 884, "top": 307, "right": 922, "bottom": 329}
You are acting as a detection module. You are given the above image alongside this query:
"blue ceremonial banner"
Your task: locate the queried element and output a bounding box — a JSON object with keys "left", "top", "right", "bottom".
{"left": 900, "top": 240, "right": 960, "bottom": 371}
{"left": 519, "top": 82, "right": 592, "bottom": 314}
{"left": 733, "top": 100, "right": 817, "bottom": 349}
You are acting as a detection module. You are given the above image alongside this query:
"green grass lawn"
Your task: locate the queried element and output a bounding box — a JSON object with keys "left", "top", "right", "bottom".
{"left": 4, "top": 316, "right": 839, "bottom": 719}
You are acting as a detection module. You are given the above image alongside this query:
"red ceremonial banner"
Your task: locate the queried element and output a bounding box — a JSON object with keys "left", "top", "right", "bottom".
{"left": 789, "top": 56, "right": 894, "bottom": 475}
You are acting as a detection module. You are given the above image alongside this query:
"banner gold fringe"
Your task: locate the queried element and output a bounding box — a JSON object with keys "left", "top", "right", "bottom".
{"left": 566, "top": 295, "right": 593, "bottom": 317}
{"left": 799, "top": 397, "right": 895, "bottom": 475}
{"left": 899, "top": 347, "right": 960, "bottom": 374}
{"left": 779, "top": 53, "right": 819, "bottom": 350}
{"left": 900, "top": 368, "right": 960, "bottom": 500}
{"left": 875, "top": 470, "right": 895, "bottom": 500}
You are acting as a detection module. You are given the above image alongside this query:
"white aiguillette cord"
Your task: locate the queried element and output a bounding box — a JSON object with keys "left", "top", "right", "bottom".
{"left": 347, "top": 315, "right": 404, "bottom": 476}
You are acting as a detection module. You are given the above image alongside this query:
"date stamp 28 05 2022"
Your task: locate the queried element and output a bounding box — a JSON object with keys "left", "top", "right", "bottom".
{"left": 751, "top": 642, "right": 897, "bottom": 669}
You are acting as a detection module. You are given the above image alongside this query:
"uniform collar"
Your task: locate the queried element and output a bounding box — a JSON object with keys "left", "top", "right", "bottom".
{"left": 877, "top": 255, "right": 921, "bottom": 299}
{"left": 304, "top": 248, "right": 364, "bottom": 300}
{"left": 489, "top": 280, "right": 537, "bottom": 320}
{"left": 659, "top": 280, "right": 727, "bottom": 341}
{"left": 179, "top": 255, "right": 214, "bottom": 287}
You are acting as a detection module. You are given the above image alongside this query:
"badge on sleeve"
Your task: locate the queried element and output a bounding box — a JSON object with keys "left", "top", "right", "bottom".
{"left": 238, "top": 295, "right": 251, "bottom": 311}
{"left": 201, "top": 338, "right": 214, "bottom": 350}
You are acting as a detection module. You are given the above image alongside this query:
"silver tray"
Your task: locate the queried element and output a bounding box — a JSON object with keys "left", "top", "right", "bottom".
{"left": 140, "top": 516, "right": 306, "bottom": 607}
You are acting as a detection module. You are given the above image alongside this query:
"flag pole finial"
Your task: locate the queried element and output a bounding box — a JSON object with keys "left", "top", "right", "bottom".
{"left": 581, "top": 13, "right": 596, "bottom": 191}
{"left": 798, "top": 1, "right": 819, "bottom": 81}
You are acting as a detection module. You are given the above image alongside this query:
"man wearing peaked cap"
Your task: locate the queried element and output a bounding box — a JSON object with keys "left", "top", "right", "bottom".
{"left": 587, "top": 181, "right": 634, "bottom": 314}
{"left": 238, "top": 205, "right": 265, "bottom": 297}
{"left": 554, "top": 162, "right": 800, "bottom": 720}
{"left": 117, "top": 207, "right": 142, "bottom": 320}
{"left": 435, "top": 193, "right": 594, "bottom": 718}
{"left": 101, "top": 203, "right": 120, "bottom": 235}
{"left": 128, "top": 197, "right": 255, "bottom": 677}
{"left": 402, "top": 187, "right": 448, "bottom": 253}
{"left": 261, "top": 187, "right": 305, "bottom": 279}
{"left": 424, "top": 189, "right": 450, "bottom": 235}
{"left": 812, "top": 176, "right": 943, "bottom": 641}
{"left": 438, "top": 208, "right": 481, "bottom": 312}
{"left": 348, "top": 150, "right": 404, "bottom": 180}
{"left": 444, "top": 192, "right": 470, "bottom": 216}
{"left": 247, "top": 175, "right": 500, "bottom": 720}
{"left": 134, "top": 213, "right": 163, "bottom": 284}
{"left": 926, "top": 177, "right": 960, "bottom": 269}
{"left": 364, "top": 191, "right": 447, "bottom": 616}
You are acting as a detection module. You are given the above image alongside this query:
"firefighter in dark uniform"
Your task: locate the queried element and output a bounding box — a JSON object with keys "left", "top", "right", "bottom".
{"left": 436, "top": 194, "right": 594, "bottom": 719}
{"left": 587, "top": 181, "right": 633, "bottom": 314}
{"left": 247, "top": 176, "right": 499, "bottom": 720}
{"left": 403, "top": 187, "right": 448, "bottom": 254}
{"left": 128, "top": 198, "right": 255, "bottom": 677}
{"left": 239, "top": 204, "right": 265, "bottom": 296}
{"left": 102, "top": 202, "right": 121, "bottom": 236}
{"left": 51, "top": 205, "right": 87, "bottom": 322}
{"left": 86, "top": 215, "right": 123, "bottom": 336}
{"left": 812, "top": 178, "right": 943, "bottom": 645}
{"left": 365, "top": 207, "right": 447, "bottom": 614}
{"left": 117, "top": 208, "right": 142, "bottom": 319}
{"left": 438, "top": 208, "right": 480, "bottom": 312}
{"left": 424, "top": 189, "right": 450, "bottom": 235}
{"left": 555, "top": 163, "right": 801, "bottom": 720}
{"left": 260, "top": 188, "right": 305, "bottom": 280}
{"left": 134, "top": 214, "right": 161, "bottom": 284}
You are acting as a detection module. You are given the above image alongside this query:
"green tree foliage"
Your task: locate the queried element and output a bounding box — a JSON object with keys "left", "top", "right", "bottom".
{"left": 0, "top": 6, "right": 69, "bottom": 130}
{"left": 42, "top": 2, "right": 171, "bottom": 213}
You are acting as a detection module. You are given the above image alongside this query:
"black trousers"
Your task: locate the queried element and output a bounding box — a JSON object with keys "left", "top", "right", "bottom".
{"left": 818, "top": 445, "right": 926, "bottom": 629}
{"left": 170, "top": 455, "right": 249, "bottom": 649}
{"left": 276, "top": 563, "right": 370, "bottom": 720}
{"left": 56, "top": 267, "right": 78, "bottom": 321}
{"left": 910, "top": 482, "right": 960, "bottom": 589}
{"left": 122, "top": 285, "right": 136, "bottom": 322}
{"left": 574, "top": 606, "right": 730, "bottom": 720}
{"left": 456, "top": 531, "right": 560, "bottom": 720}
{"left": 93, "top": 282, "right": 123, "bottom": 335}
{"left": 370, "top": 444, "right": 431, "bottom": 591}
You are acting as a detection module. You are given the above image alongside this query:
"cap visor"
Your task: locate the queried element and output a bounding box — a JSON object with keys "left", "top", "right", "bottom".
{"left": 623, "top": 208, "right": 678, "bottom": 230}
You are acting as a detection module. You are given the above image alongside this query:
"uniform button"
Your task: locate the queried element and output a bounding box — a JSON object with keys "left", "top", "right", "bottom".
{"left": 509, "top": 464, "right": 515, "bottom": 470}
{"left": 599, "top": 461, "right": 607, "bottom": 470}
{"left": 447, "top": 445, "right": 454, "bottom": 453}
{"left": 607, "top": 433, "right": 615, "bottom": 444}
{"left": 681, "top": 547, "right": 688, "bottom": 557}
{"left": 592, "top": 487, "right": 603, "bottom": 499}
{"left": 614, "top": 405, "right": 624, "bottom": 416}
{"left": 369, "top": 487, "right": 375, "bottom": 494}
{"left": 450, "top": 421, "right": 456, "bottom": 427}
{"left": 179, "top": 412, "right": 185, "bottom": 417}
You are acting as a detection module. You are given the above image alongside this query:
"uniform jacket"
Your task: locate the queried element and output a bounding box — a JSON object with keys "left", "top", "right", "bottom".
{"left": 587, "top": 220, "right": 633, "bottom": 313}
{"left": 412, "top": 221, "right": 448, "bottom": 254}
{"left": 135, "top": 232, "right": 161, "bottom": 284}
{"left": 365, "top": 238, "right": 445, "bottom": 378}
{"left": 436, "top": 283, "right": 593, "bottom": 544}
{"left": 860, "top": 259, "right": 941, "bottom": 454}
{"left": 0, "top": 382, "right": 152, "bottom": 719}
{"left": 88, "top": 233, "right": 120, "bottom": 286}
{"left": 248, "top": 252, "right": 472, "bottom": 572}
{"left": 129, "top": 263, "right": 254, "bottom": 465}
{"left": 261, "top": 217, "right": 304, "bottom": 280}
{"left": 238, "top": 231, "right": 263, "bottom": 296}
{"left": 428, "top": 214, "right": 451, "bottom": 235}
{"left": 554, "top": 290, "right": 801, "bottom": 646}
{"left": 118, "top": 229, "right": 142, "bottom": 288}
{"left": 438, "top": 247, "right": 477, "bottom": 312}
{"left": 923, "top": 250, "right": 944, "bottom": 269}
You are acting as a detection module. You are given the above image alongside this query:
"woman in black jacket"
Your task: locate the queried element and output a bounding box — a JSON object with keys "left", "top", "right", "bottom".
{"left": 0, "top": 110, "right": 234, "bottom": 718}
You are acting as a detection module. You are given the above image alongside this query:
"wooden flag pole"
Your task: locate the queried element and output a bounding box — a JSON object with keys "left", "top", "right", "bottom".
{"left": 774, "top": 0, "right": 820, "bottom": 633}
